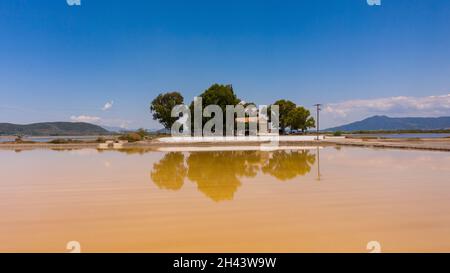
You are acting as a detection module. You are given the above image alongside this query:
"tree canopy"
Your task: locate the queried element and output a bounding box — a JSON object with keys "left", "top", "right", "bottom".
{"left": 149, "top": 84, "right": 316, "bottom": 134}
{"left": 286, "top": 106, "right": 316, "bottom": 132}
{"left": 193, "top": 84, "right": 240, "bottom": 111}
{"left": 273, "top": 99, "right": 296, "bottom": 132}
{"left": 189, "top": 84, "right": 241, "bottom": 132}
{"left": 150, "top": 92, "right": 184, "bottom": 130}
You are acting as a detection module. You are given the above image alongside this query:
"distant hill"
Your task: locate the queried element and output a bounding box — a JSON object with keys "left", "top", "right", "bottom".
{"left": 0, "top": 122, "right": 110, "bottom": 136}
{"left": 102, "top": 126, "right": 165, "bottom": 134}
{"left": 152, "top": 128, "right": 170, "bottom": 134}
{"left": 325, "top": 116, "right": 450, "bottom": 132}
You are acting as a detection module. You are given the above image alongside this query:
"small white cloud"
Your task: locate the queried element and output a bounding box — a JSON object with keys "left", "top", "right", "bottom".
{"left": 321, "top": 94, "right": 450, "bottom": 128}
{"left": 70, "top": 115, "right": 102, "bottom": 123}
{"left": 102, "top": 101, "right": 114, "bottom": 111}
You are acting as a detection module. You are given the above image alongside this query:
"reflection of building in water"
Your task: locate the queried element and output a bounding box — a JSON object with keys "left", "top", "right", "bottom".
{"left": 150, "top": 150, "right": 317, "bottom": 202}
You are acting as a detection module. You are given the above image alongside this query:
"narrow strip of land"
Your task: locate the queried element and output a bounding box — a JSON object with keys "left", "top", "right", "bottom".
{"left": 1, "top": 137, "right": 450, "bottom": 152}
{"left": 323, "top": 138, "right": 450, "bottom": 152}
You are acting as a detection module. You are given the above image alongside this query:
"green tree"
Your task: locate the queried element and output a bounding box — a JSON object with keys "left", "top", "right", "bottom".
{"left": 273, "top": 99, "right": 296, "bottom": 133}
{"left": 286, "top": 106, "right": 316, "bottom": 133}
{"left": 195, "top": 84, "right": 240, "bottom": 111}
{"left": 150, "top": 92, "right": 184, "bottom": 130}
{"left": 305, "top": 116, "right": 316, "bottom": 132}
{"left": 190, "top": 84, "right": 241, "bottom": 134}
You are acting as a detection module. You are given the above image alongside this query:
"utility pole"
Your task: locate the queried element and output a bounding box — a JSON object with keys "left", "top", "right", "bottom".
{"left": 313, "top": 104, "right": 322, "bottom": 140}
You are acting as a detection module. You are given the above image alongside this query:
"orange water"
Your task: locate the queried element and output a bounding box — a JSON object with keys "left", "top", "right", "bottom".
{"left": 1, "top": 147, "right": 449, "bottom": 252}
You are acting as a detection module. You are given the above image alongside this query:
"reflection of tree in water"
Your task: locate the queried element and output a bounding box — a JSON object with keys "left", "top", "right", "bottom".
{"left": 187, "top": 151, "right": 261, "bottom": 202}
{"left": 261, "top": 150, "right": 316, "bottom": 181}
{"left": 150, "top": 150, "right": 316, "bottom": 201}
{"left": 150, "top": 152, "right": 186, "bottom": 190}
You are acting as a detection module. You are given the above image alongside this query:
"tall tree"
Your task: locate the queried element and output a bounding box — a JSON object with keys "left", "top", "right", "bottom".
{"left": 150, "top": 92, "right": 184, "bottom": 130}
{"left": 194, "top": 84, "right": 240, "bottom": 111}
{"left": 273, "top": 99, "right": 296, "bottom": 133}
{"left": 286, "top": 106, "right": 316, "bottom": 133}
{"left": 190, "top": 84, "right": 241, "bottom": 134}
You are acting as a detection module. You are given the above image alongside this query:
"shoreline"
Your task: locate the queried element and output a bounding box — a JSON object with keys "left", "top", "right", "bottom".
{"left": 1, "top": 137, "right": 450, "bottom": 152}
{"left": 323, "top": 137, "right": 450, "bottom": 152}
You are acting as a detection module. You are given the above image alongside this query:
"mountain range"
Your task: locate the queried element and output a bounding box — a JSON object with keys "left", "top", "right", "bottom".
{"left": 325, "top": 116, "right": 450, "bottom": 132}
{"left": 3, "top": 116, "right": 450, "bottom": 135}
{"left": 0, "top": 122, "right": 109, "bottom": 136}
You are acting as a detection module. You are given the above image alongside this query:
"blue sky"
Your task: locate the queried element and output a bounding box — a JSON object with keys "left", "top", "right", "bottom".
{"left": 1, "top": 0, "right": 449, "bottom": 129}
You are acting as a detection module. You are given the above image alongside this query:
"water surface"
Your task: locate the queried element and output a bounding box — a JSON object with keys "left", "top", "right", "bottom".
{"left": 1, "top": 146, "right": 449, "bottom": 252}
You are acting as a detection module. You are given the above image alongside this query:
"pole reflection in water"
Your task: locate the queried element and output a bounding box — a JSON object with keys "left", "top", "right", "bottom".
{"left": 316, "top": 147, "right": 321, "bottom": 181}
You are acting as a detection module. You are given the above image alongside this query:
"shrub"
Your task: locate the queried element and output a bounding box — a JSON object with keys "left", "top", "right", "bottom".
{"left": 119, "top": 133, "right": 142, "bottom": 142}
{"left": 96, "top": 137, "right": 106, "bottom": 143}
{"left": 136, "top": 128, "right": 148, "bottom": 138}
{"left": 49, "top": 138, "right": 69, "bottom": 144}
{"left": 48, "top": 138, "right": 82, "bottom": 144}
{"left": 333, "top": 131, "right": 343, "bottom": 136}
